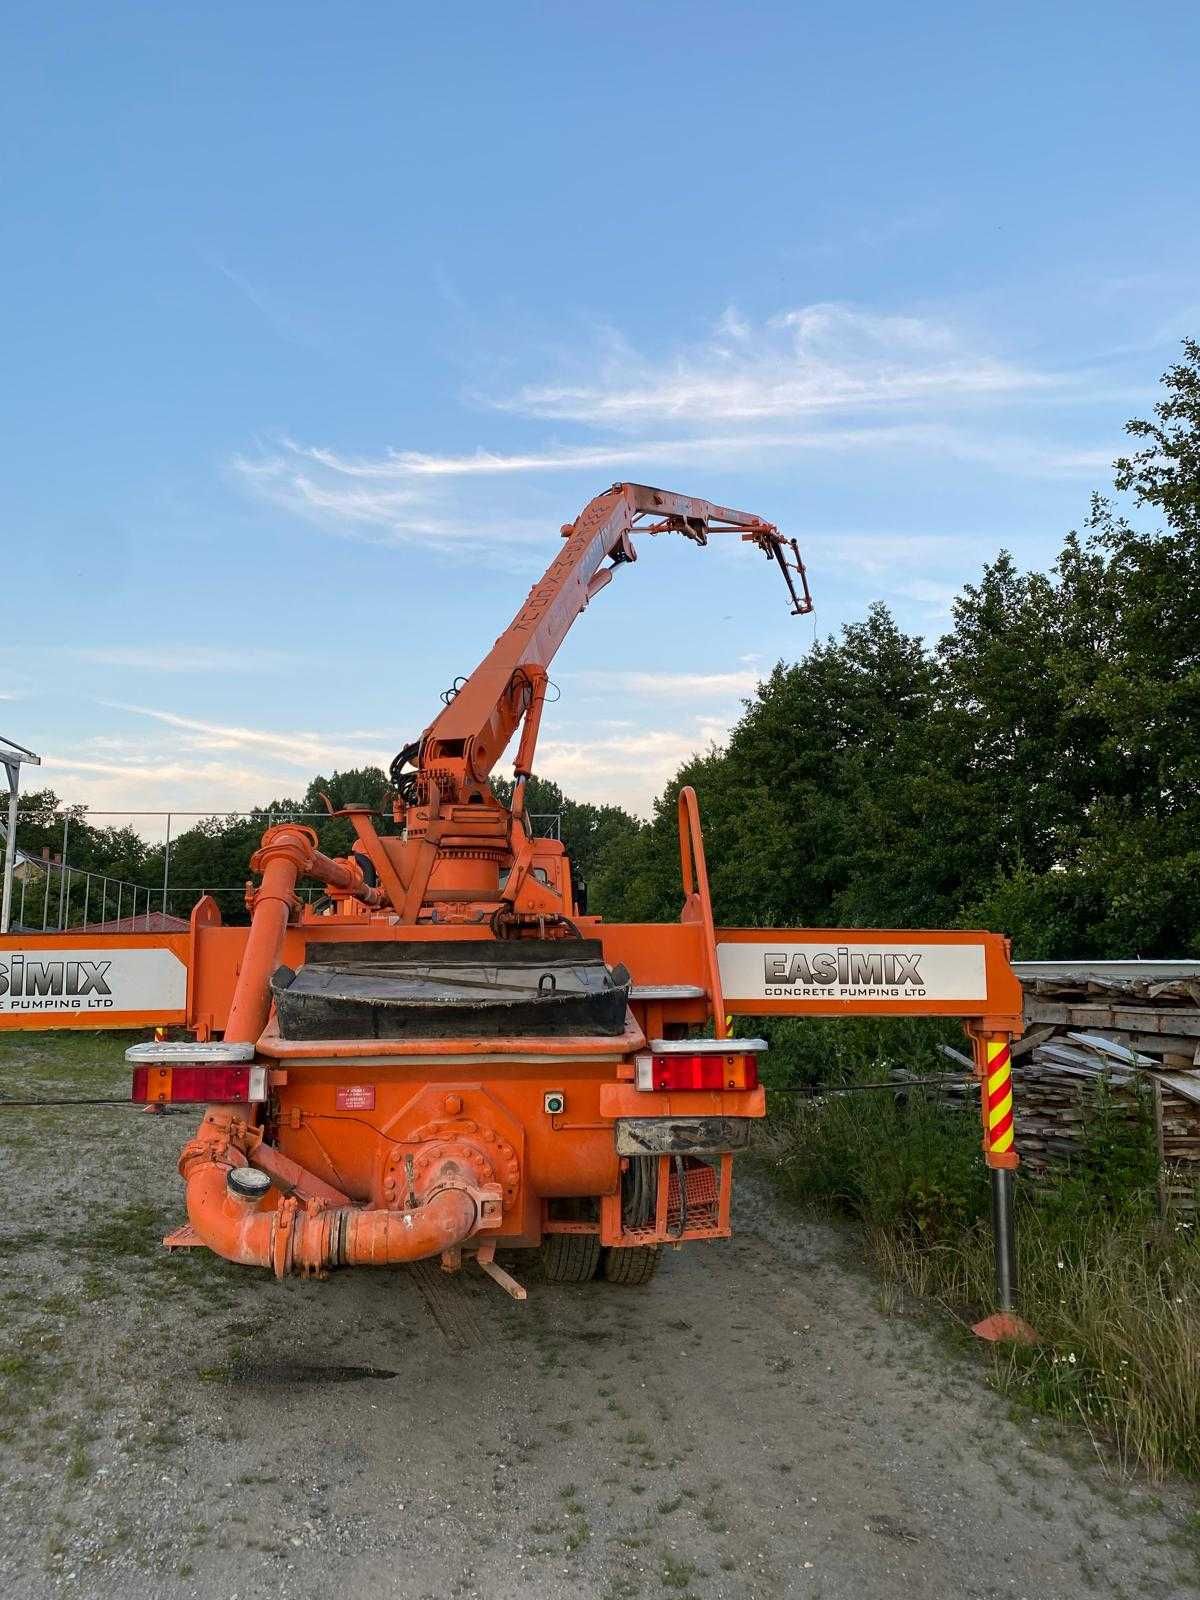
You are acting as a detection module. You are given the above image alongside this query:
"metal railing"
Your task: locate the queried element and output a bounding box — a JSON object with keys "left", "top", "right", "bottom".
{"left": 11, "top": 856, "right": 151, "bottom": 933}
{"left": 8, "top": 859, "right": 328, "bottom": 933}
{"left": 3, "top": 805, "right": 565, "bottom": 932}
{"left": 4, "top": 808, "right": 333, "bottom": 933}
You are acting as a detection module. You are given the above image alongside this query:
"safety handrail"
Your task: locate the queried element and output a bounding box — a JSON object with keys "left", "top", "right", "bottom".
{"left": 676, "top": 785, "right": 729, "bottom": 1039}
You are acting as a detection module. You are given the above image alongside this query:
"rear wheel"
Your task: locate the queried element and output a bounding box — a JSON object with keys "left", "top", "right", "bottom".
{"left": 601, "top": 1245, "right": 662, "bottom": 1286}
{"left": 540, "top": 1231, "right": 601, "bottom": 1283}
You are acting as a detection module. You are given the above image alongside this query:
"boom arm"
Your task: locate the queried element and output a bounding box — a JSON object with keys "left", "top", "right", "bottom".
{"left": 395, "top": 482, "right": 811, "bottom": 807}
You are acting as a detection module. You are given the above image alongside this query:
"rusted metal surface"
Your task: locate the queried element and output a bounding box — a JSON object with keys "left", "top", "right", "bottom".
{"left": 615, "top": 1116, "right": 753, "bottom": 1156}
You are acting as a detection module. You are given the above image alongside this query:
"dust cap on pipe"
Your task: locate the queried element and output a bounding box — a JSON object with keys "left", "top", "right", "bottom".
{"left": 227, "top": 1167, "right": 272, "bottom": 1200}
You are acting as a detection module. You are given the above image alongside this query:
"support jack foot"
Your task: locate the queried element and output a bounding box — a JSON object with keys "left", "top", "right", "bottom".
{"left": 972, "top": 1311, "right": 1037, "bottom": 1344}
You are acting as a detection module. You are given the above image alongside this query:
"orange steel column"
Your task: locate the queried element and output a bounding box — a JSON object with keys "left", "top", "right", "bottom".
{"left": 223, "top": 823, "right": 383, "bottom": 1045}
{"left": 223, "top": 825, "right": 311, "bottom": 1045}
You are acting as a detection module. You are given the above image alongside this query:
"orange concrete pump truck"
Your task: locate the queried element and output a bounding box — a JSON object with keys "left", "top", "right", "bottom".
{"left": 126, "top": 483, "right": 1028, "bottom": 1333}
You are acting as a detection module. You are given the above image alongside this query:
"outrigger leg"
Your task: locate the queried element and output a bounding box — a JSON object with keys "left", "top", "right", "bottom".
{"left": 969, "top": 1027, "right": 1037, "bottom": 1344}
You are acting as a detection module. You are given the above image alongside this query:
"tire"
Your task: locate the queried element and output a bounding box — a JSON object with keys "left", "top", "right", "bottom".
{"left": 540, "top": 1231, "right": 601, "bottom": 1283}
{"left": 601, "top": 1245, "right": 662, "bottom": 1286}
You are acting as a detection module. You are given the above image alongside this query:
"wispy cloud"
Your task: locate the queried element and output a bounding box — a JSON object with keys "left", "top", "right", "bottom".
{"left": 274, "top": 438, "right": 679, "bottom": 479}
{"left": 268, "top": 421, "right": 1084, "bottom": 480}
{"left": 36, "top": 708, "right": 400, "bottom": 832}
{"left": 233, "top": 418, "right": 1108, "bottom": 555}
{"left": 105, "top": 704, "right": 395, "bottom": 773}
{"left": 824, "top": 532, "right": 974, "bottom": 577}
{"left": 73, "top": 646, "right": 298, "bottom": 674}
{"left": 496, "top": 303, "right": 1059, "bottom": 428}
{"left": 571, "top": 669, "right": 759, "bottom": 699}
{"left": 231, "top": 451, "right": 551, "bottom": 557}
{"left": 229, "top": 300, "right": 1118, "bottom": 564}
{"left": 537, "top": 715, "right": 733, "bottom": 812}
{"left": 34, "top": 696, "right": 731, "bottom": 821}
{"left": 38, "top": 747, "right": 309, "bottom": 839}
{"left": 42, "top": 753, "right": 299, "bottom": 791}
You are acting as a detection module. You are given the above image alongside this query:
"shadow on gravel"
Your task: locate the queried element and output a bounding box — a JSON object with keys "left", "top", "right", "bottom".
{"left": 196, "top": 1361, "right": 399, "bottom": 1385}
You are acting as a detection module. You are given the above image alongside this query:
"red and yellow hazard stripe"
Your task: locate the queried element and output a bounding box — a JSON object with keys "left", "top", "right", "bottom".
{"left": 984, "top": 1039, "right": 1014, "bottom": 1157}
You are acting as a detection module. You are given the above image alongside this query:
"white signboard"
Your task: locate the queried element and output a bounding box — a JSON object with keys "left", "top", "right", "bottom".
{"left": 717, "top": 939, "right": 988, "bottom": 1004}
{"left": 0, "top": 946, "right": 187, "bottom": 1016}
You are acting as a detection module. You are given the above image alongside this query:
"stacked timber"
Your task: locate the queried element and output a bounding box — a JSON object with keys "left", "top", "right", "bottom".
{"left": 1019, "top": 973, "right": 1200, "bottom": 1210}
{"left": 913, "top": 969, "right": 1200, "bottom": 1210}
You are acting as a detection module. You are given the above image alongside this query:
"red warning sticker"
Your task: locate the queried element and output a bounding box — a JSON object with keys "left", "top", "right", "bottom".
{"left": 335, "top": 1085, "right": 375, "bottom": 1110}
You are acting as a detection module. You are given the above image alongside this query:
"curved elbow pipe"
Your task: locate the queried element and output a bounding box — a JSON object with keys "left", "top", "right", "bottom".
{"left": 182, "top": 1157, "right": 483, "bottom": 1278}
{"left": 184, "top": 1160, "right": 278, "bottom": 1267}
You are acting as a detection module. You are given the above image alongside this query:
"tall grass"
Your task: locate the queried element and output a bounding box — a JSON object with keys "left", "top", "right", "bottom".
{"left": 766, "top": 1081, "right": 1200, "bottom": 1480}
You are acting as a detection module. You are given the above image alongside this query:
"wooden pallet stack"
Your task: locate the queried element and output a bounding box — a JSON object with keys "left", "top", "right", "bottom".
{"left": 1007, "top": 1036, "right": 1138, "bottom": 1176}
{"left": 916, "top": 972, "right": 1200, "bottom": 1210}
{"left": 1016, "top": 974, "right": 1200, "bottom": 1210}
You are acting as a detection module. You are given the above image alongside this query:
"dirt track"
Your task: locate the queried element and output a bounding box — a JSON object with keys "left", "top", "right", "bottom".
{"left": 1, "top": 1033, "right": 1197, "bottom": 1599}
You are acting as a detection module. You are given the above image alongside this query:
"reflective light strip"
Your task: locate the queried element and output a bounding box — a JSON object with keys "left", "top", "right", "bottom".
{"left": 635, "top": 1052, "right": 759, "bottom": 1091}
{"left": 985, "top": 1040, "right": 1014, "bottom": 1153}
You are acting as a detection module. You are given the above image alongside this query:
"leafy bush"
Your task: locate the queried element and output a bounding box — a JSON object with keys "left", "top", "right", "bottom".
{"left": 756, "top": 1015, "right": 961, "bottom": 1091}
{"left": 769, "top": 1085, "right": 989, "bottom": 1239}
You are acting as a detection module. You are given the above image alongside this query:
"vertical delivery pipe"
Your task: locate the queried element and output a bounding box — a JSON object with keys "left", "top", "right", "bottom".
{"left": 223, "top": 826, "right": 311, "bottom": 1044}
{"left": 223, "top": 823, "right": 385, "bottom": 1045}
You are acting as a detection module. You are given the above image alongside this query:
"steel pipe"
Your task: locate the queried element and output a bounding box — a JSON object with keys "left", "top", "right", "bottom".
{"left": 182, "top": 1157, "right": 482, "bottom": 1277}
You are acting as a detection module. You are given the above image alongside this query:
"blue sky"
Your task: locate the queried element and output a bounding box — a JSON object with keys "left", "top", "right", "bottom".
{"left": 2, "top": 1, "right": 1197, "bottom": 827}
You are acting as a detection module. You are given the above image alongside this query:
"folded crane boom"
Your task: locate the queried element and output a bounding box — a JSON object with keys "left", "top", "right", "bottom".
{"left": 398, "top": 482, "right": 812, "bottom": 812}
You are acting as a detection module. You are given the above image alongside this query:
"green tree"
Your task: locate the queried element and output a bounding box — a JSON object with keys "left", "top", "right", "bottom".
{"left": 590, "top": 339, "right": 1200, "bottom": 958}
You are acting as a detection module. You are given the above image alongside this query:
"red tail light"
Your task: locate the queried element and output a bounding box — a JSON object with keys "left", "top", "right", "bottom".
{"left": 636, "top": 1049, "right": 761, "bottom": 1092}
{"left": 131, "top": 1064, "right": 268, "bottom": 1103}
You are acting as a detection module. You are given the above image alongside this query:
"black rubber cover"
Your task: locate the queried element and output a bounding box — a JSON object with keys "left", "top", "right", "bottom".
{"left": 272, "top": 939, "right": 630, "bottom": 1041}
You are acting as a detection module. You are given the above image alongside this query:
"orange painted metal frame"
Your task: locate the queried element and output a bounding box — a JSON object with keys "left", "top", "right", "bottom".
{"left": 1, "top": 484, "right": 1029, "bottom": 1301}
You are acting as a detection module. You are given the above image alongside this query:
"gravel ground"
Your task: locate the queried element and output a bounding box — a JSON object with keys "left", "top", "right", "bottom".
{"left": 1, "top": 1031, "right": 1198, "bottom": 1600}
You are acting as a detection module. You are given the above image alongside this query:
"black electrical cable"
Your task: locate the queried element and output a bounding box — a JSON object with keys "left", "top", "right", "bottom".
{"left": 766, "top": 1075, "right": 975, "bottom": 1097}
{"left": 0, "top": 1096, "right": 140, "bottom": 1108}
{"left": 388, "top": 738, "right": 421, "bottom": 801}
{"left": 439, "top": 675, "right": 469, "bottom": 706}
